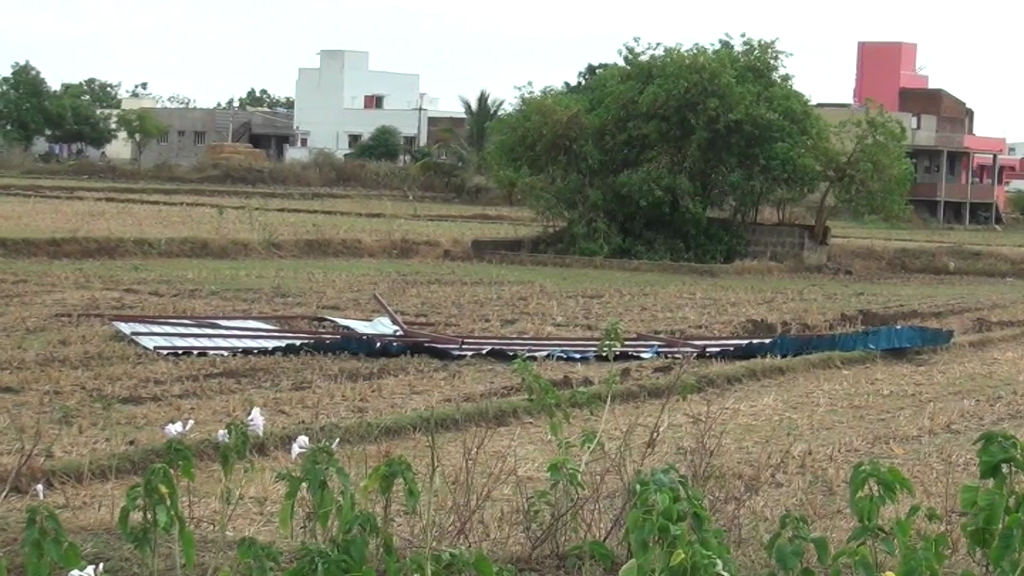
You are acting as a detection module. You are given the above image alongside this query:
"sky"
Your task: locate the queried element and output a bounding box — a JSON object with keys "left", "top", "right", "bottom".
{"left": 1, "top": 0, "right": 1020, "bottom": 142}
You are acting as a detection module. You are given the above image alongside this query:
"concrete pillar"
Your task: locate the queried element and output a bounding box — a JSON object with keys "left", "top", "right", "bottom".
{"left": 938, "top": 149, "right": 948, "bottom": 224}
{"left": 992, "top": 153, "right": 1000, "bottom": 225}
{"left": 965, "top": 152, "right": 972, "bottom": 226}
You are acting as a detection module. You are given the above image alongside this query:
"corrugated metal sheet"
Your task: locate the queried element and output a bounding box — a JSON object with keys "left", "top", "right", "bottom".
{"left": 323, "top": 316, "right": 402, "bottom": 335}
{"left": 111, "top": 318, "right": 324, "bottom": 356}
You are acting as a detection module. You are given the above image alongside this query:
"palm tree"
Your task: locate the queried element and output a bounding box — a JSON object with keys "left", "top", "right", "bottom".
{"left": 458, "top": 89, "right": 505, "bottom": 158}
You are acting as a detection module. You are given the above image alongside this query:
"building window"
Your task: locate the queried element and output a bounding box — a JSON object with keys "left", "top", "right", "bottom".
{"left": 157, "top": 133, "right": 169, "bottom": 145}
{"left": 363, "top": 95, "right": 385, "bottom": 109}
{"left": 177, "top": 130, "right": 186, "bottom": 138}
{"left": 910, "top": 114, "right": 921, "bottom": 130}
{"left": 347, "top": 134, "right": 362, "bottom": 149}
{"left": 300, "top": 137, "right": 308, "bottom": 147}
{"left": 193, "top": 131, "right": 207, "bottom": 146}
{"left": 403, "top": 136, "right": 417, "bottom": 150}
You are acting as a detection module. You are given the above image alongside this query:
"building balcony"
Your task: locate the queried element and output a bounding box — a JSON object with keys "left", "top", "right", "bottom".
{"left": 909, "top": 182, "right": 996, "bottom": 201}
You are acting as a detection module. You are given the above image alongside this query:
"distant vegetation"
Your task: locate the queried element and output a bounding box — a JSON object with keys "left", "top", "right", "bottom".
{"left": 1, "top": 36, "right": 917, "bottom": 263}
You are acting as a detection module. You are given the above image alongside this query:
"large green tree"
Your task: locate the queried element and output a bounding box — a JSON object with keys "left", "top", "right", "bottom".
{"left": 0, "top": 61, "right": 54, "bottom": 150}
{"left": 47, "top": 84, "right": 117, "bottom": 150}
{"left": 488, "top": 36, "right": 827, "bottom": 263}
{"left": 73, "top": 78, "right": 122, "bottom": 109}
{"left": 812, "top": 106, "right": 914, "bottom": 240}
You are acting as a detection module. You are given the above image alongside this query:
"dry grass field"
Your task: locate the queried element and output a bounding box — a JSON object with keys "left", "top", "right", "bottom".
{"left": 3, "top": 177, "right": 1024, "bottom": 574}
{"left": 0, "top": 196, "right": 540, "bottom": 242}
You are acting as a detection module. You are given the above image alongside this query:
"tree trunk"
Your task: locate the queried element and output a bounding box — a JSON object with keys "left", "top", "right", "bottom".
{"left": 812, "top": 187, "right": 833, "bottom": 244}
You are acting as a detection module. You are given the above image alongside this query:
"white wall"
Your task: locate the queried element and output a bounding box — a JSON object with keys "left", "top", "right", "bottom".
{"left": 294, "top": 49, "right": 454, "bottom": 155}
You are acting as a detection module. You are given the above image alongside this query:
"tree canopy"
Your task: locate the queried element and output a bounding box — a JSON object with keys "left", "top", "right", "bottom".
{"left": 458, "top": 89, "right": 505, "bottom": 158}
{"left": 488, "top": 36, "right": 914, "bottom": 263}
{"left": 48, "top": 83, "right": 117, "bottom": 149}
{"left": 216, "top": 88, "right": 294, "bottom": 111}
{"left": 0, "top": 61, "right": 55, "bottom": 150}
{"left": 116, "top": 109, "right": 168, "bottom": 167}
{"left": 349, "top": 125, "right": 402, "bottom": 162}
{"left": 0, "top": 62, "right": 120, "bottom": 152}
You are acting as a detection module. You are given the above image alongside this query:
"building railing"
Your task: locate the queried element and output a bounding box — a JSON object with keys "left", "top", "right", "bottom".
{"left": 909, "top": 183, "right": 996, "bottom": 201}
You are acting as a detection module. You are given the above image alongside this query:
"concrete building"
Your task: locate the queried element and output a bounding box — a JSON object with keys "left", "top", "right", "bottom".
{"left": 290, "top": 49, "right": 463, "bottom": 160}
{"left": 142, "top": 107, "right": 294, "bottom": 167}
{"left": 32, "top": 96, "right": 295, "bottom": 167}
{"left": 819, "top": 41, "right": 1024, "bottom": 224}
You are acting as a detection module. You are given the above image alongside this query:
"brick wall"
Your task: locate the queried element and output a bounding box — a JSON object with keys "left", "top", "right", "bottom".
{"left": 427, "top": 116, "right": 467, "bottom": 147}
{"left": 899, "top": 88, "right": 970, "bottom": 135}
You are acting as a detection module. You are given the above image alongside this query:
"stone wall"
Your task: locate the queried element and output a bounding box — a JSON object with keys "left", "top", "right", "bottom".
{"left": 744, "top": 223, "right": 830, "bottom": 265}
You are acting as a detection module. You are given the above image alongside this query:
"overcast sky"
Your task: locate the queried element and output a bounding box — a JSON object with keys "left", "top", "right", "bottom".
{"left": 1, "top": 0, "right": 1019, "bottom": 142}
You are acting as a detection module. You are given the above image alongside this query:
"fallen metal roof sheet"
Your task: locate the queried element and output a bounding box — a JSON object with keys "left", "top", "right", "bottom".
{"left": 78, "top": 293, "right": 955, "bottom": 361}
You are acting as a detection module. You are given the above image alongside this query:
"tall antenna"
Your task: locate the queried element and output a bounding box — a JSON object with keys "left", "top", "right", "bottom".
{"left": 916, "top": 65, "right": 926, "bottom": 73}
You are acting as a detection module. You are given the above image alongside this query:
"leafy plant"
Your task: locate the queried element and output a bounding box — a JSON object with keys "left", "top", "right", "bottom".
{"left": 620, "top": 465, "right": 735, "bottom": 576}
{"left": 20, "top": 503, "right": 83, "bottom": 576}
{"left": 117, "top": 463, "right": 196, "bottom": 576}
{"left": 216, "top": 420, "right": 255, "bottom": 536}
{"left": 763, "top": 512, "right": 830, "bottom": 576}
{"left": 235, "top": 536, "right": 282, "bottom": 576}
{"left": 766, "top": 461, "right": 950, "bottom": 576}
{"left": 277, "top": 442, "right": 385, "bottom": 575}
{"left": 960, "top": 430, "right": 1024, "bottom": 575}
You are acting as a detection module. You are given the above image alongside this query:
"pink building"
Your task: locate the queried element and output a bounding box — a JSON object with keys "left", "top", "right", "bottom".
{"left": 852, "top": 41, "right": 1024, "bottom": 224}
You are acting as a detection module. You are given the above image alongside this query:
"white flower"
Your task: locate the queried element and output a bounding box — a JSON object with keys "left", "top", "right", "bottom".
{"left": 68, "top": 563, "right": 104, "bottom": 576}
{"left": 162, "top": 419, "right": 194, "bottom": 438}
{"left": 34, "top": 483, "right": 44, "bottom": 499}
{"left": 291, "top": 435, "right": 310, "bottom": 460}
{"left": 216, "top": 429, "right": 230, "bottom": 443}
{"left": 247, "top": 407, "right": 265, "bottom": 437}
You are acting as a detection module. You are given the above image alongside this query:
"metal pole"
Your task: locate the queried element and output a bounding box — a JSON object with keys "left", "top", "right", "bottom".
{"left": 228, "top": 99, "right": 235, "bottom": 143}
{"left": 416, "top": 93, "right": 424, "bottom": 147}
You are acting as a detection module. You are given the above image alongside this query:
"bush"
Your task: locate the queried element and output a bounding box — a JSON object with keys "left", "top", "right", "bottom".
{"left": 0, "top": 151, "right": 482, "bottom": 197}
{"left": 1008, "top": 192, "right": 1024, "bottom": 217}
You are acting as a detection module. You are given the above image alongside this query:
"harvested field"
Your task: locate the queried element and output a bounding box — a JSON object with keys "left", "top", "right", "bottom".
{"left": 5, "top": 178, "right": 1024, "bottom": 574}
{"left": 0, "top": 196, "right": 541, "bottom": 241}
{"left": 2, "top": 306, "right": 1021, "bottom": 573}
{"left": 832, "top": 221, "right": 1024, "bottom": 247}
{"left": 0, "top": 259, "right": 1021, "bottom": 466}
{"left": 0, "top": 187, "right": 537, "bottom": 223}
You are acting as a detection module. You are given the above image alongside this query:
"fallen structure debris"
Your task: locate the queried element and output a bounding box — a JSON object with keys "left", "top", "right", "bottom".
{"left": 63, "top": 294, "right": 955, "bottom": 361}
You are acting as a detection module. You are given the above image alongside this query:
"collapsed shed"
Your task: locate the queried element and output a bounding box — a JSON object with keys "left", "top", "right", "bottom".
{"left": 65, "top": 294, "right": 954, "bottom": 362}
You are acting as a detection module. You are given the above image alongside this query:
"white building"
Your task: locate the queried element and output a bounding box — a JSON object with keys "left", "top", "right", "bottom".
{"left": 291, "top": 50, "right": 463, "bottom": 160}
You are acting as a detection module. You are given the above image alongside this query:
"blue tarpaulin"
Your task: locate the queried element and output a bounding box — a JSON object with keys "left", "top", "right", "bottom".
{"left": 705, "top": 325, "right": 954, "bottom": 360}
